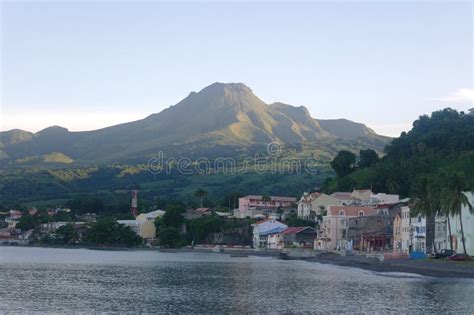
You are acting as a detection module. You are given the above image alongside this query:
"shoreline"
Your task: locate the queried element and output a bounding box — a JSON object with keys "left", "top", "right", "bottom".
{"left": 305, "top": 254, "right": 474, "bottom": 279}
{"left": 3, "top": 245, "right": 473, "bottom": 278}
{"left": 171, "top": 247, "right": 474, "bottom": 279}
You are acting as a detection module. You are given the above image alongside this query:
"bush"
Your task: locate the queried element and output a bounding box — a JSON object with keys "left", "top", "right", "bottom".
{"left": 158, "top": 227, "right": 183, "bottom": 248}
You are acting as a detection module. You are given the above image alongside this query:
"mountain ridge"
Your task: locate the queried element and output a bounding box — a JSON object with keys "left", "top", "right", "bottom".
{"left": 0, "top": 82, "right": 391, "bottom": 166}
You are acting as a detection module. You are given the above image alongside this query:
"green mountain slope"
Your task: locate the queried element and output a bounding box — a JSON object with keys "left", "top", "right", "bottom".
{"left": 323, "top": 108, "right": 474, "bottom": 196}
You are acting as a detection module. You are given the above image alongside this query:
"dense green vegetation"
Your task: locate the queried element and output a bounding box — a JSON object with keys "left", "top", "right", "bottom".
{"left": 323, "top": 108, "right": 474, "bottom": 195}
{"left": 0, "top": 167, "right": 330, "bottom": 213}
{"left": 83, "top": 218, "right": 143, "bottom": 247}
{"left": 323, "top": 108, "right": 474, "bottom": 253}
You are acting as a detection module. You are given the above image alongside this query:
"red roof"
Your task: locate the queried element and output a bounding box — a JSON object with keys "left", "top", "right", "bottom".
{"left": 280, "top": 226, "right": 314, "bottom": 235}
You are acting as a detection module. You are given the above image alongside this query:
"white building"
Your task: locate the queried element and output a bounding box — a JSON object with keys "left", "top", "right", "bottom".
{"left": 400, "top": 206, "right": 427, "bottom": 253}
{"left": 369, "top": 193, "right": 400, "bottom": 205}
{"left": 297, "top": 192, "right": 342, "bottom": 221}
{"left": 117, "top": 219, "right": 156, "bottom": 239}
{"left": 136, "top": 210, "right": 165, "bottom": 223}
{"left": 400, "top": 206, "right": 411, "bottom": 253}
{"left": 434, "top": 215, "right": 448, "bottom": 252}
{"left": 267, "top": 233, "right": 284, "bottom": 250}
{"left": 447, "top": 191, "right": 474, "bottom": 255}
{"left": 252, "top": 219, "right": 287, "bottom": 249}
{"left": 411, "top": 214, "right": 426, "bottom": 253}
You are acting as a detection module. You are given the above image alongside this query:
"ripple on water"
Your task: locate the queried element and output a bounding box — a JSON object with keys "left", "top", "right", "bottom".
{"left": 0, "top": 247, "right": 473, "bottom": 313}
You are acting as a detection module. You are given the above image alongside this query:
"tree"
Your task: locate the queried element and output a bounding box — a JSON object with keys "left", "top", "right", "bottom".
{"left": 261, "top": 195, "right": 271, "bottom": 205}
{"left": 66, "top": 197, "right": 105, "bottom": 214}
{"left": 84, "top": 218, "right": 142, "bottom": 247}
{"left": 159, "top": 205, "right": 185, "bottom": 229}
{"left": 330, "top": 150, "right": 356, "bottom": 177}
{"left": 284, "top": 213, "right": 316, "bottom": 228}
{"left": 15, "top": 214, "right": 48, "bottom": 231}
{"left": 187, "top": 215, "right": 224, "bottom": 244}
{"left": 359, "top": 149, "right": 379, "bottom": 168}
{"left": 441, "top": 173, "right": 473, "bottom": 255}
{"left": 194, "top": 188, "right": 208, "bottom": 208}
{"left": 158, "top": 227, "right": 182, "bottom": 248}
{"left": 55, "top": 224, "right": 78, "bottom": 245}
{"left": 412, "top": 175, "right": 442, "bottom": 253}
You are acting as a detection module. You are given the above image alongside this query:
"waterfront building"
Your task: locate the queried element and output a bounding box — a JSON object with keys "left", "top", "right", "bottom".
{"left": 239, "top": 195, "right": 296, "bottom": 217}
{"left": 267, "top": 232, "right": 284, "bottom": 249}
{"left": 434, "top": 215, "right": 448, "bottom": 252}
{"left": 280, "top": 226, "right": 316, "bottom": 248}
{"left": 344, "top": 214, "right": 394, "bottom": 251}
{"left": 252, "top": 219, "right": 287, "bottom": 248}
{"left": 400, "top": 206, "right": 411, "bottom": 253}
{"left": 410, "top": 214, "right": 426, "bottom": 253}
{"left": 393, "top": 213, "right": 402, "bottom": 252}
{"left": 315, "top": 205, "right": 377, "bottom": 250}
{"left": 447, "top": 191, "right": 474, "bottom": 255}
{"left": 40, "top": 222, "right": 68, "bottom": 233}
{"left": 297, "top": 192, "right": 342, "bottom": 221}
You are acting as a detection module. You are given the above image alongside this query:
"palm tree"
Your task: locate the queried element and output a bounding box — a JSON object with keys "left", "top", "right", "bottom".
{"left": 440, "top": 189, "right": 454, "bottom": 251}
{"left": 412, "top": 177, "right": 440, "bottom": 253}
{"left": 194, "top": 188, "right": 208, "bottom": 208}
{"left": 441, "top": 173, "right": 473, "bottom": 255}
{"left": 261, "top": 195, "right": 271, "bottom": 204}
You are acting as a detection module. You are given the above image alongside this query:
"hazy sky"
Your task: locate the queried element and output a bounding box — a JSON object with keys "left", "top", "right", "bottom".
{"left": 1, "top": 1, "right": 473, "bottom": 137}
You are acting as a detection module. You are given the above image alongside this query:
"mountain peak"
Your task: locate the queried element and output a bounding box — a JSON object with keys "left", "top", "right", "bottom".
{"left": 36, "top": 125, "right": 69, "bottom": 135}
{"left": 199, "top": 82, "right": 253, "bottom": 96}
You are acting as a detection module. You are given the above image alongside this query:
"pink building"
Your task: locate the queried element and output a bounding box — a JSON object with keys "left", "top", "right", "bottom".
{"left": 316, "top": 205, "right": 377, "bottom": 250}
{"left": 239, "top": 195, "right": 296, "bottom": 213}
{"left": 8, "top": 210, "right": 22, "bottom": 220}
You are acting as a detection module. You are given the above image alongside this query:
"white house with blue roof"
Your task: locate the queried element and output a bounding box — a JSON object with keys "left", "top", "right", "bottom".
{"left": 252, "top": 219, "right": 288, "bottom": 248}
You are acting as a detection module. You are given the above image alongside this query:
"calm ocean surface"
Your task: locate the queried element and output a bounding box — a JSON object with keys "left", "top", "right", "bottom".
{"left": 1, "top": 247, "right": 473, "bottom": 313}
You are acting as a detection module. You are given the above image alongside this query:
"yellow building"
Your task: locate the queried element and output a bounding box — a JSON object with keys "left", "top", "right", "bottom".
{"left": 117, "top": 220, "right": 156, "bottom": 239}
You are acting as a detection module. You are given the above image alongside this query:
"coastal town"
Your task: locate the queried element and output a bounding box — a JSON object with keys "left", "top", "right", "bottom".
{"left": 2, "top": 187, "right": 473, "bottom": 268}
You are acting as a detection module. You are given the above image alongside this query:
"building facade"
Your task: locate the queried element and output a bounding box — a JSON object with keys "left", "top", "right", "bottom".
{"left": 393, "top": 213, "right": 402, "bottom": 252}
{"left": 297, "top": 192, "right": 342, "bottom": 221}
{"left": 315, "top": 205, "right": 377, "bottom": 250}
{"left": 434, "top": 215, "right": 448, "bottom": 252}
{"left": 400, "top": 206, "right": 411, "bottom": 253}
{"left": 252, "top": 219, "right": 288, "bottom": 249}
{"left": 447, "top": 191, "right": 474, "bottom": 255}
{"left": 411, "top": 214, "right": 426, "bottom": 253}
{"left": 117, "top": 220, "right": 156, "bottom": 239}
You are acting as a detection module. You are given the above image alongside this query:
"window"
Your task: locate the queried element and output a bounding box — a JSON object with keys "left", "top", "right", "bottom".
{"left": 339, "top": 210, "right": 345, "bottom": 216}
{"left": 358, "top": 211, "right": 365, "bottom": 217}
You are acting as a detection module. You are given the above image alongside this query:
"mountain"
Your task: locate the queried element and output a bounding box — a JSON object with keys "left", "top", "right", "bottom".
{"left": 317, "top": 118, "right": 391, "bottom": 147}
{"left": 0, "top": 82, "right": 390, "bottom": 166}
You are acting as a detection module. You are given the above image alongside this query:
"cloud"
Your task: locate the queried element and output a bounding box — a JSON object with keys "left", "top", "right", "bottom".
{"left": 433, "top": 88, "right": 474, "bottom": 103}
